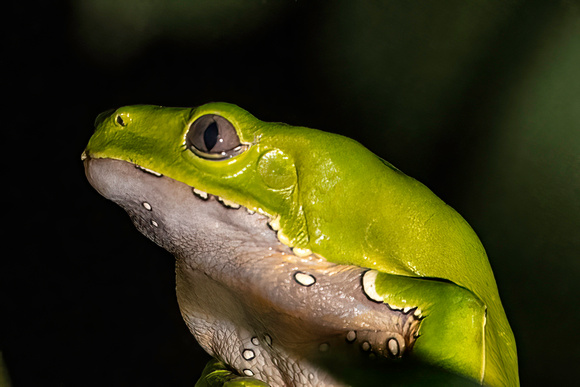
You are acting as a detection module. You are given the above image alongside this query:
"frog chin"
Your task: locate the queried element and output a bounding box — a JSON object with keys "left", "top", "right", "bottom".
{"left": 84, "top": 157, "right": 422, "bottom": 386}
{"left": 83, "top": 157, "right": 283, "bottom": 258}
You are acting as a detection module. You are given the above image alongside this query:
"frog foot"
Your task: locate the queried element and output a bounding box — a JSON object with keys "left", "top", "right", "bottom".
{"left": 344, "top": 308, "right": 422, "bottom": 359}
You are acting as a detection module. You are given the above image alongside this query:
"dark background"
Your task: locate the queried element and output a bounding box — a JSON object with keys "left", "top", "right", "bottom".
{"left": 3, "top": 1, "right": 579, "bottom": 386}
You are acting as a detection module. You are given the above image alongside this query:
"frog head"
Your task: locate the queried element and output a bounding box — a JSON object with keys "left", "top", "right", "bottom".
{"left": 84, "top": 102, "right": 409, "bottom": 266}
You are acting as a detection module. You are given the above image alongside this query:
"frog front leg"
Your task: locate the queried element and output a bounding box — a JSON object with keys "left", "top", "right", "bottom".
{"left": 274, "top": 262, "right": 486, "bottom": 384}
{"left": 363, "top": 270, "right": 486, "bottom": 384}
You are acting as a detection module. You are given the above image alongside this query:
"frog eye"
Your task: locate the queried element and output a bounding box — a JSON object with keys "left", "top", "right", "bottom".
{"left": 186, "top": 115, "right": 246, "bottom": 160}
{"left": 116, "top": 115, "right": 126, "bottom": 126}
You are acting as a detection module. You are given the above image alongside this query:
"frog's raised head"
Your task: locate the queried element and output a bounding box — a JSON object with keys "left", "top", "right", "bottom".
{"left": 86, "top": 103, "right": 379, "bottom": 260}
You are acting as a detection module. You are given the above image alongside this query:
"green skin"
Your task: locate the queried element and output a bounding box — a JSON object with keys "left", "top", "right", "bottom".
{"left": 84, "top": 103, "right": 518, "bottom": 386}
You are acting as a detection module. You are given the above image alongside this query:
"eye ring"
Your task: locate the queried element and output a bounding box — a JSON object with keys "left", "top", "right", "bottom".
{"left": 186, "top": 114, "right": 247, "bottom": 160}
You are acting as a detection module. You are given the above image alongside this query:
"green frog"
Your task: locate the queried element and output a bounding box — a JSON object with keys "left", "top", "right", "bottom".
{"left": 83, "top": 103, "right": 518, "bottom": 386}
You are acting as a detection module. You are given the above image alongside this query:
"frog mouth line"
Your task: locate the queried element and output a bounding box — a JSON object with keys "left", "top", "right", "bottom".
{"left": 84, "top": 155, "right": 302, "bottom": 255}
{"left": 131, "top": 161, "right": 314, "bottom": 258}
{"left": 132, "top": 162, "right": 252, "bottom": 212}
{"left": 135, "top": 164, "right": 163, "bottom": 177}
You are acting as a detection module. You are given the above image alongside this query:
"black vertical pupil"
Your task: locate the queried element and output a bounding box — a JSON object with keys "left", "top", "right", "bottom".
{"left": 204, "top": 122, "right": 219, "bottom": 150}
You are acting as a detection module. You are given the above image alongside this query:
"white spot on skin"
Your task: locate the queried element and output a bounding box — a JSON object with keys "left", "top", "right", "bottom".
{"left": 293, "top": 247, "right": 312, "bottom": 257}
{"left": 414, "top": 308, "right": 422, "bottom": 317}
{"left": 243, "top": 369, "right": 254, "bottom": 376}
{"left": 277, "top": 231, "right": 291, "bottom": 246}
{"left": 142, "top": 202, "right": 152, "bottom": 211}
{"left": 264, "top": 334, "right": 272, "bottom": 346}
{"left": 361, "top": 341, "right": 371, "bottom": 351}
{"left": 251, "top": 337, "right": 260, "bottom": 346}
{"left": 242, "top": 349, "right": 255, "bottom": 360}
{"left": 151, "top": 220, "right": 158, "bottom": 227}
{"left": 318, "top": 343, "right": 329, "bottom": 352}
{"left": 217, "top": 197, "right": 240, "bottom": 209}
{"left": 192, "top": 188, "right": 208, "bottom": 199}
{"left": 403, "top": 307, "right": 411, "bottom": 313}
{"left": 387, "top": 338, "right": 400, "bottom": 357}
{"left": 268, "top": 216, "right": 281, "bottom": 231}
{"left": 346, "top": 331, "right": 357, "bottom": 342}
{"left": 294, "top": 272, "right": 316, "bottom": 287}
{"left": 135, "top": 165, "right": 162, "bottom": 177}
{"left": 362, "top": 270, "right": 383, "bottom": 302}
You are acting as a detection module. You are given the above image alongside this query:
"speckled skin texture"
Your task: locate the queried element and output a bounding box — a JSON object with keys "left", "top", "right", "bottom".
{"left": 85, "top": 158, "right": 420, "bottom": 386}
